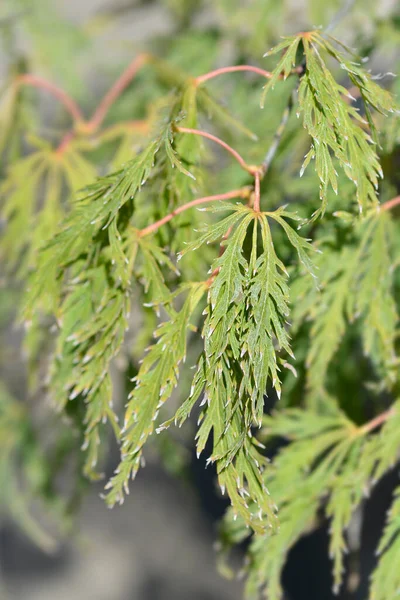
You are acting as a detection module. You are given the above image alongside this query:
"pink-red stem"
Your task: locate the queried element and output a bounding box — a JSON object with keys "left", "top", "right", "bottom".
{"left": 55, "top": 131, "right": 76, "bottom": 156}
{"left": 175, "top": 126, "right": 252, "bottom": 173}
{"left": 382, "top": 196, "right": 400, "bottom": 212}
{"left": 139, "top": 188, "right": 250, "bottom": 237}
{"left": 358, "top": 407, "right": 395, "bottom": 435}
{"left": 16, "top": 74, "right": 84, "bottom": 123}
{"left": 196, "top": 65, "right": 273, "bottom": 85}
{"left": 88, "top": 54, "right": 148, "bottom": 131}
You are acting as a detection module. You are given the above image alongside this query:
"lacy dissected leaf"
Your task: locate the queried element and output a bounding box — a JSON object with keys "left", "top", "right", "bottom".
{"left": 104, "top": 282, "right": 206, "bottom": 506}
{"left": 24, "top": 127, "right": 166, "bottom": 314}
{"left": 261, "top": 35, "right": 301, "bottom": 106}
{"left": 174, "top": 205, "right": 315, "bottom": 532}
{"left": 220, "top": 403, "right": 400, "bottom": 599}
{"left": 299, "top": 32, "right": 394, "bottom": 216}
{"left": 324, "top": 404, "right": 400, "bottom": 592}
{"left": 0, "top": 147, "right": 96, "bottom": 276}
{"left": 197, "top": 211, "right": 278, "bottom": 532}
{"left": 1, "top": 151, "right": 48, "bottom": 272}
{"left": 50, "top": 263, "right": 128, "bottom": 477}
{"left": 370, "top": 486, "right": 400, "bottom": 600}
{"left": 22, "top": 119, "right": 187, "bottom": 477}
{"left": 0, "top": 80, "right": 31, "bottom": 161}
{"left": 241, "top": 208, "right": 315, "bottom": 408}
{"left": 136, "top": 234, "right": 179, "bottom": 304}
{"left": 48, "top": 224, "right": 180, "bottom": 477}
{"left": 262, "top": 31, "right": 394, "bottom": 216}
{"left": 218, "top": 407, "right": 353, "bottom": 598}
{"left": 292, "top": 211, "right": 398, "bottom": 401}
{"left": 164, "top": 122, "right": 196, "bottom": 181}
{"left": 156, "top": 97, "right": 206, "bottom": 250}
{"left": 350, "top": 212, "right": 398, "bottom": 381}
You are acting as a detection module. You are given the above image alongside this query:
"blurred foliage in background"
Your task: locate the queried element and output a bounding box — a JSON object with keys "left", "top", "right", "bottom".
{"left": 0, "top": 1, "right": 400, "bottom": 599}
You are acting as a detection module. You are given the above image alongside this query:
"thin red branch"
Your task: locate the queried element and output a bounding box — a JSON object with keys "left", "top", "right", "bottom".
{"left": 196, "top": 65, "right": 303, "bottom": 86}
{"left": 196, "top": 65, "right": 274, "bottom": 85}
{"left": 55, "top": 130, "right": 76, "bottom": 156}
{"left": 139, "top": 188, "right": 250, "bottom": 237}
{"left": 88, "top": 54, "right": 149, "bottom": 132}
{"left": 358, "top": 407, "right": 395, "bottom": 436}
{"left": 381, "top": 195, "right": 400, "bottom": 212}
{"left": 175, "top": 126, "right": 253, "bottom": 173}
{"left": 16, "top": 74, "right": 83, "bottom": 123}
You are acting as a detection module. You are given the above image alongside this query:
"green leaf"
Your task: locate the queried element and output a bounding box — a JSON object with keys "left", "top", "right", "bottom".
{"left": 104, "top": 282, "right": 206, "bottom": 506}
{"left": 292, "top": 211, "right": 398, "bottom": 401}
{"left": 297, "top": 32, "right": 395, "bottom": 216}
{"left": 370, "top": 486, "right": 400, "bottom": 600}
{"left": 24, "top": 127, "right": 165, "bottom": 314}
{"left": 164, "top": 123, "right": 196, "bottom": 180}
{"left": 137, "top": 234, "right": 179, "bottom": 304}
{"left": 177, "top": 206, "right": 315, "bottom": 532}
{"left": 261, "top": 35, "right": 301, "bottom": 107}
{"left": 222, "top": 404, "right": 400, "bottom": 599}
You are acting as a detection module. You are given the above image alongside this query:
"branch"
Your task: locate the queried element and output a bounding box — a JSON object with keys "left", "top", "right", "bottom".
{"left": 195, "top": 65, "right": 303, "bottom": 86}
{"left": 358, "top": 407, "right": 396, "bottom": 436}
{"left": 88, "top": 54, "right": 149, "bottom": 131}
{"left": 139, "top": 188, "right": 251, "bottom": 237}
{"left": 325, "top": 0, "right": 356, "bottom": 33}
{"left": 16, "top": 74, "right": 84, "bottom": 123}
{"left": 382, "top": 196, "right": 400, "bottom": 212}
{"left": 55, "top": 131, "right": 75, "bottom": 156}
{"left": 196, "top": 65, "right": 273, "bottom": 85}
{"left": 261, "top": 91, "right": 295, "bottom": 175}
{"left": 175, "top": 126, "right": 253, "bottom": 173}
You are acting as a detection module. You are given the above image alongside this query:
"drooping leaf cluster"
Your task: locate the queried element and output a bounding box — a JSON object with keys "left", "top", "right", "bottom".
{"left": 219, "top": 402, "right": 400, "bottom": 599}
{"left": 291, "top": 209, "right": 399, "bottom": 404}
{"left": 262, "top": 31, "right": 395, "bottom": 217}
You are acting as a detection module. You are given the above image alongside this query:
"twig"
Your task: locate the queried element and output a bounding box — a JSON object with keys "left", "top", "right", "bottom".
{"left": 55, "top": 131, "right": 76, "bottom": 156}
{"left": 175, "top": 126, "right": 254, "bottom": 174}
{"left": 261, "top": 91, "right": 294, "bottom": 176}
{"left": 381, "top": 196, "right": 400, "bottom": 212}
{"left": 88, "top": 54, "right": 149, "bottom": 131}
{"left": 325, "top": 0, "right": 356, "bottom": 33}
{"left": 196, "top": 65, "right": 274, "bottom": 85}
{"left": 358, "top": 407, "right": 395, "bottom": 436}
{"left": 16, "top": 74, "right": 84, "bottom": 123}
{"left": 139, "top": 188, "right": 250, "bottom": 237}
{"left": 196, "top": 65, "right": 303, "bottom": 86}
